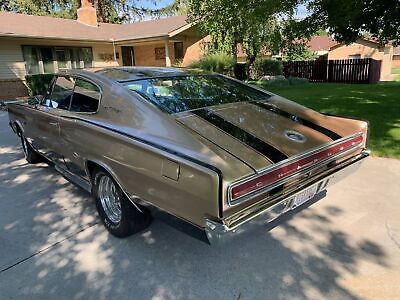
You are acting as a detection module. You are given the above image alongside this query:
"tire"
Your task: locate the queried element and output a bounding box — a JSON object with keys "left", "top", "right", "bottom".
{"left": 92, "top": 168, "right": 151, "bottom": 237}
{"left": 20, "top": 133, "right": 43, "bottom": 164}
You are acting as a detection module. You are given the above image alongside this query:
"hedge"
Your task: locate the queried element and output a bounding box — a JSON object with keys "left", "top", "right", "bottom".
{"left": 247, "top": 76, "right": 309, "bottom": 88}
{"left": 25, "top": 73, "right": 54, "bottom": 96}
{"left": 189, "top": 52, "right": 235, "bottom": 76}
{"left": 253, "top": 58, "right": 283, "bottom": 79}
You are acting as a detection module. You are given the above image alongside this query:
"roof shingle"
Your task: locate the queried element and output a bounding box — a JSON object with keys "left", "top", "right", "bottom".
{"left": 0, "top": 11, "right": 188, "bottom": 42}
{"left": 307, "top": 35, "right": 338, "bottom": 51}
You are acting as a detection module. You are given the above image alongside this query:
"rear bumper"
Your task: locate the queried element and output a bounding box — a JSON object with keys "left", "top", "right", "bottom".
{"left": 205, "top": 150, "right": 369, "bottom": 244}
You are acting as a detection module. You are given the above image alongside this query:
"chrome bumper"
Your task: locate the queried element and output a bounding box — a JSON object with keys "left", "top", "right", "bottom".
{"left": 205, "top": 151, "right": 369, "bottom": 245}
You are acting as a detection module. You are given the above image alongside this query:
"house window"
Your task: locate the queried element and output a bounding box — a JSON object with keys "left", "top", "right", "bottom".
{"left": 174, "top": 42, "right": 184, "bottom": 60}
{"left": 55, "top": 48, "right": 67, "bottom": 69}
{"left": 40, "top": 47, "right": 55, "bottom": 73}
{"left": 348, "top": 54, "right": 361, "bottom": 60}
{"left": 81, "top": 48, "right": 93, "bottom": 68}
{"left": 22, "top": 46, "right": 93, "bottom": 74}
{"left": 21, "top": 46, "right": 40, "bottom": 75}
{"left": 155, "top": 47, "right": 166, "bottom": 60}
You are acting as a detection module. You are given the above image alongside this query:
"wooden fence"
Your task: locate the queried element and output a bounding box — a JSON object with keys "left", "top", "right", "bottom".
{"left": 283, "top": 58, "right": 382, "bottom": 83}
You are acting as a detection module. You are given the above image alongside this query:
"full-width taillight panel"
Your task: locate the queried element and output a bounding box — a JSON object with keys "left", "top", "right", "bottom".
{"left": 230, "top": 134, "right": 364, "bottom": 201}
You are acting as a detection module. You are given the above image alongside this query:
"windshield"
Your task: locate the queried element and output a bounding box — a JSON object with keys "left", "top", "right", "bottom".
{"left": 123, "top": 75, "right": 270, "bottom": 114}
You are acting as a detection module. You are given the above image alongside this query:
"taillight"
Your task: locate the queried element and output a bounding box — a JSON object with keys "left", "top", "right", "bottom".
{"left": 230, "top": 134, "right": 364, "bottom": 201}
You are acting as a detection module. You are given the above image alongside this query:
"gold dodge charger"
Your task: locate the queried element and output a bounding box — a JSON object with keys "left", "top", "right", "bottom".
{"left": 7, "top": 67, "right": 369, "bottom": 244}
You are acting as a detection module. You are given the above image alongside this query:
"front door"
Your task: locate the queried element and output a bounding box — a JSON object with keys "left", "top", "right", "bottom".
{"left": 30, "top": 76, "right": 75, "bottom": 164}
{"left": 121, "top": 46, "right": 135, "bottom": 66}
{"left": 58, "top": 77, "right": 102, "bottom": 180}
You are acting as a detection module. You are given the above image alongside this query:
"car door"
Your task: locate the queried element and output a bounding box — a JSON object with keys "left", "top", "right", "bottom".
{"left": 57, "top": 77, "right": 102, "bottom": 179}
{"left": 30, "top": 75, "right": 75, "bottom": 164}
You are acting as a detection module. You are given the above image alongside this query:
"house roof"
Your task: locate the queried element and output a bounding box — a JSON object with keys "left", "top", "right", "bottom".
{"left": 0, "top": 11, "right": 189, "bottom": 42}
{"left": 307, "top": 35, "right": 338, "bottom": 51}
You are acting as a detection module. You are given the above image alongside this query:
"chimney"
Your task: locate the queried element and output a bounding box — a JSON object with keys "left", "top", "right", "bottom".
{"left": 77, "top": 0, "right": 98, "bottom": 27}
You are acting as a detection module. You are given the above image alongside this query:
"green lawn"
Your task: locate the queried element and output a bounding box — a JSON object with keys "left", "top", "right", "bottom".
{"left": 266, "top": 82, "right": 400, "bottom": 158}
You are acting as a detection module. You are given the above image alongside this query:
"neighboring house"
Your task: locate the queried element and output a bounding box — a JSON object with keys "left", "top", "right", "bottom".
{"left": 302, "top": 36, "right": 395, "bottom": 80}
{"left": 393, "top": 47, "right": 400, "bottom": 68}
{"left": 306, "top": 35, "right": 338, "bottom": 59}
{"left": 327, "top": 38, "right": 394, "bottom": 80}
{"left": 0, "top": 1, "right": 207, "bottom": 99}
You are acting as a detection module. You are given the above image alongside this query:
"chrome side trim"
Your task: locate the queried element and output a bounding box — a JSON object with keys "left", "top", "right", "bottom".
{"left": 228, "top": 132, "right": 364, "bottom": 205}
{"left": 205, "top": 151, "right": 369, "bottom": 244}
{"left": 55, "top": 164, "right": 91, "bottom": 193}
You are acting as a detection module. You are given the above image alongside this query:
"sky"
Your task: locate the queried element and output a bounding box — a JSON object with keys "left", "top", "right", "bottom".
{"left": 137, "top": 0, "right": 309, "bottom": 19}
{"left": 136, "top": 0, "right": 174, "bottom": 10}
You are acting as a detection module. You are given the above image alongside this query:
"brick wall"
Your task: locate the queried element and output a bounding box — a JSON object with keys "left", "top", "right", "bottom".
{"left": 134, "top": 43, "right": 169, "bottom": 66}
{"left": 0, "top": 79, "right": 28, "bottom": 100}
{"left": 328, "top": 41, "right": 384, "bottom": 60}
{"left": 392, "top": 55, "right": 400, "bottom": 68}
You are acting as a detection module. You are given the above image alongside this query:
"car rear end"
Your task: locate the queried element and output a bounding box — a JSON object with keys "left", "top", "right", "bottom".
{"left": 204, "top": 123, "right": 369, "bottom": 244}
{"left": 113, "top": 71, "right": 370, "bottom": 244}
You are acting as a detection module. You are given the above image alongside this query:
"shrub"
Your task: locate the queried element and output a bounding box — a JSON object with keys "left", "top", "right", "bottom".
{"left": 189, "top": 52, "right": 235, "bottom": 75}
{"left": 256, "top": 78, "right": 290, "bottom": 88}
{"left": 247, "top": 76, "right": 309, "bottom": 89}
{"left": 287, "top": 76, "right": 309, "bottom": 85}
{"left": 254, "top": 58, "right": 283, "bottom": 78}
{"left": 25, "top": 73, "right": 54, "bottom": 96}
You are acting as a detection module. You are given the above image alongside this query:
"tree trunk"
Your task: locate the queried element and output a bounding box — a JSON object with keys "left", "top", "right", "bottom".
{"left": 231, "top": 41, "right": 238, "bottom": 63}
{"left": 247, "top": 54, "right": 257, "bottom": 80}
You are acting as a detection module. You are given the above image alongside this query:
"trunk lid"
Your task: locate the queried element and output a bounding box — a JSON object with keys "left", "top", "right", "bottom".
{"left": 176, "top": 99, "right": 352, "bottom": 172}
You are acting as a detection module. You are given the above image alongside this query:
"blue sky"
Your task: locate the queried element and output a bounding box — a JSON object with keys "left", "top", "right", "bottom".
{"left": 136, "top": 0, "right": 174, "bottom": 10}
{"left": 137, "top": 0, "right": 309, "bottom": 19}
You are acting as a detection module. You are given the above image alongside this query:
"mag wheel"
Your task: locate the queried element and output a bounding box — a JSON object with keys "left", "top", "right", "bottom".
{"left": 92, "top": 168, "right": 151, "bottom": 237}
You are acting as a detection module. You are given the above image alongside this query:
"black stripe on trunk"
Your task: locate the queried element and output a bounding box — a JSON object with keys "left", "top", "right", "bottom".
{"left": 252, "top": 101, "right": 342, "bottom": 140}
{"left": 192, "top": 109, "right": 288, "bottom": 163}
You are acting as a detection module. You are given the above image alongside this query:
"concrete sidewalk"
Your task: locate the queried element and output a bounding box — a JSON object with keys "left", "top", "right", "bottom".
{"left": 0, "top": 111, "right": 399, "bottom": 300}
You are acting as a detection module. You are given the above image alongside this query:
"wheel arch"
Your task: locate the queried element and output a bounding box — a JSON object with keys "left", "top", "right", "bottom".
{"left": 13, "top": 120, "right": 25, "bottom": 137}
{"left": 84, "top": 159, "right": 143, "bottom": 212}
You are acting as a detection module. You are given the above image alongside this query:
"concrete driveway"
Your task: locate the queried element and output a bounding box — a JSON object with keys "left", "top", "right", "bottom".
{"left": 0, "top": 110, "right": 399, "bottom": 300}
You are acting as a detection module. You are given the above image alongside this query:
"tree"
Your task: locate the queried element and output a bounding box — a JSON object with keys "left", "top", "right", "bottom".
{"left": 277, "top": 17, "right": 317, "bottom": 61}
{"left": 282, "top": 43, "right": 317, "bottom": 61}
{"left": 242, "top": 16, "right": 281, "bottom": 77}
{"left": 302, "top": 0, "right": 400, "bottom": 45}
{"left": 0, "top": 0, "right": 186, "bottom": 23}
{"left": 1, "top": 0, "right": 80, "bottom": 19}
{"left": 187, "top": 0, "right": 299, "bottom": 74}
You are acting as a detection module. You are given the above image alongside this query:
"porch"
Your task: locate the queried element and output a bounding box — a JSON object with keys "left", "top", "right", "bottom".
{"left": 113, "top": 27, "right": 208, "bottom": 68}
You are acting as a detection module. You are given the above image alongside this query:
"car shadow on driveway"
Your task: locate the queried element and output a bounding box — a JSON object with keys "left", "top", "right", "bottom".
{"left": 0, "top": 120, "right": 390, "bottom": 300}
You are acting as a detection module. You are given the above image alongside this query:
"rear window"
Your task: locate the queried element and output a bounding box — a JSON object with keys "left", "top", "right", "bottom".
{"left": 123, "top": 75, "right": 269, "bottom": 114}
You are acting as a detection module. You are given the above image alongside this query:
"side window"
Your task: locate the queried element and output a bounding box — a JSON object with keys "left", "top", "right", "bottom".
{"left": 70, "top": 79, "right": 100, "bottom": 113}
{"left": 44, "top": 76, "right": 74, "bottom": 110}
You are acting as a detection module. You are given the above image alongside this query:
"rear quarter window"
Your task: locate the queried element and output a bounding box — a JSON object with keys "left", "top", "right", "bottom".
{"left": 70, "top": 79, "right": 101, "bottom": 113}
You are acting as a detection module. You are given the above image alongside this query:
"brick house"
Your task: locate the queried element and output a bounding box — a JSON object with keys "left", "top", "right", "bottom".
{"left": 392, "top": 47, "right": 400, "bottom": 68}
{"left": 305, "top": 36, "right": 396, "bottom": 80}
{"left": 328, "top": 39, "right": 394, "bottom": 80}
{"left": 0, "top": 1, "right": 208, "bottom": 99}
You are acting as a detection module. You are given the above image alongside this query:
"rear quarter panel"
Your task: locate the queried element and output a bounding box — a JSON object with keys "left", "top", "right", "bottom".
{"left": 61, "top": 118, "right": 220, "bottom": 227}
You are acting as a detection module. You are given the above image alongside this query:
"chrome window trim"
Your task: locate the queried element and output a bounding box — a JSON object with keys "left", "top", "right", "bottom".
{"left": 228, "top": 132, "right": 364, "bottom": 206}
{"left": 68, "top": 75, "right": 103, "bottom": 115}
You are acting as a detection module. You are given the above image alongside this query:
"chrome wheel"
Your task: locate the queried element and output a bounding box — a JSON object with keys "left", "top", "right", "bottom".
{"left": 98, "top": 175, "right": 122, "bottom": 223}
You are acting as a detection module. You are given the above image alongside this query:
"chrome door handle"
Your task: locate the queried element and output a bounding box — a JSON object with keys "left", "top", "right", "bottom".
{"left": 49, "top": 122, "right": 59, "bottom": 126}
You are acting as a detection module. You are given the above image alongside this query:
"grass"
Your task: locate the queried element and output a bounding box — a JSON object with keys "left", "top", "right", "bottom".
{"left": 265, "top": 82, "right": 400, "bottom": 158}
